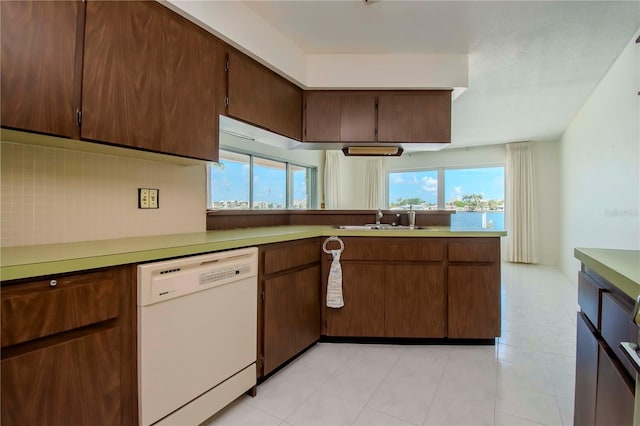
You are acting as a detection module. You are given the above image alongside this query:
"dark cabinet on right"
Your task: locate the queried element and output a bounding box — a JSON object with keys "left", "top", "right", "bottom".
{"left": 574, "top": 265, "right": 636, "bottom": 426}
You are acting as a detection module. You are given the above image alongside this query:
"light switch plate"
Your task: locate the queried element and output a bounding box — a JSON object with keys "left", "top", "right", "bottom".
{"left": 139, "top": 188, "right": 149, "bottom": 208}
{"left": 149, "top": 189, "right": 159, "bottom": 209}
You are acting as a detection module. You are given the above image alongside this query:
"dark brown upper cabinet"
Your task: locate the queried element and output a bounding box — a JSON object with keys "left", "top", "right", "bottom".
{"left": 303, "top": 91, "right": 376, "bottom": 142}
{"left": 1, "top": 0, "right": 84, "bottom": 139}
{"left": 303, "top": 90, "right": 451, "bottom": 144}
{"left": 226, "top": 50, "right": 303, "bottom": 141}
{"left": 82, "top": 1, "right": 222, "bottom": 161}
{"left": 82, "top": 1, "right": 163, "bottom": 152}
{"left": 340, "top": 94, "right": 377, "bottom": 142}
{"left": 161, "top": 7, "right": 224, "bottom": 161}
{"left": 378, "top": 91, "right": 451, "bottom": 143}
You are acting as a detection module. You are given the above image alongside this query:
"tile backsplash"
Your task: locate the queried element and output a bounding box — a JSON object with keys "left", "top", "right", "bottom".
{"left": 1, "top": 141, "right": 206, "bottom": 247}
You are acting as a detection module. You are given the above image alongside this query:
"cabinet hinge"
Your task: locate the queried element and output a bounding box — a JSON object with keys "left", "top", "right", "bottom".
{"left": 224, "top": 59, "right": 229, "bottom": 72}
{"left": 225, "top": 96, "right": 229, "bottom": 107}
{"left": 261, "top": 289, "right": 265, "bottom": 301}
{"left": 260, "top": 354, "right": 264, "bottom": 368}
{"left": 75, "top": 109, "right": 82, "bottom": 126}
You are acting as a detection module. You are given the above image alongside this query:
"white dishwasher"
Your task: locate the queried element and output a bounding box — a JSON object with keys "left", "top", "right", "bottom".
{"left": 137, "top": 247, "right": 258, "bottom": 426}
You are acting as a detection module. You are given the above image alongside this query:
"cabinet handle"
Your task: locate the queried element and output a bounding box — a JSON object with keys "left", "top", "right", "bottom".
{"left": 49, "top": 279, "right": 57, "bottom": 287}
{"left": 631, "top": 295, "right": 640, "bottom": 324}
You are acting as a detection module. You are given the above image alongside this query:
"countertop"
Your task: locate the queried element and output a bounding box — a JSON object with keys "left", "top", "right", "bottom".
{"left": 1, "top": 225, "right": 506, "bottom": 281}
{"left": 575, "top": 248, "right": 640, "bottom": 299}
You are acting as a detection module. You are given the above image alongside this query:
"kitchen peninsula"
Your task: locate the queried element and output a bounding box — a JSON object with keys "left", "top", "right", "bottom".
{"left": 1, "top": 224, "right": 505, "bottom": 425}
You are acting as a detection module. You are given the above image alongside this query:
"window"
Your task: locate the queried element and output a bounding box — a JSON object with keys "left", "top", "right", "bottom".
{"left": 388, "top": 170, "right": 438, "bottom": 210}
{"left": 387, "top": 165, "right": 505, "bottom": 230}
{"left": 209, "top": 150, "right": 316, "bottom": 209}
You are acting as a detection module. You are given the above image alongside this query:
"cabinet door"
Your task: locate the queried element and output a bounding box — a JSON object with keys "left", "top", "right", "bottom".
{"left": 161, "top": 12, "right": 223, "bottom": 161}
{"left": 574, "top": 312, "right": 598, "bottom": 426}
{"left": 1, "top": 0, "right": 83, "bottom": 138}
{"left": 303, "top": 91, "right": 341, "bottom": 142}
{"left": 340, "top": 94, "right": 377, "bottom": 142}
{"left": 448, "top": 264, "right": 500, "bottom": 338}
{"left": 323, "top": 263, "right": 385, "bottom": 337}
{"left": 378, "top": 92, "right": 451, "bottom": 143}
{"left": 227, "top": 50, "right": 302, "bottom": 140}
{"left": 595, "top": 345, "right": 634, "bottom": 426}
{"left": 82, "top": 0, "right": 163, "bottom": 151}
{"left": 384, "top": 264, "right": 445, "bottom": 338}
{"left": 263, "top": 265, "right": 320, "bottom": 375}
{"left": 1, "top": 327, "right": 121, "bottom": 426}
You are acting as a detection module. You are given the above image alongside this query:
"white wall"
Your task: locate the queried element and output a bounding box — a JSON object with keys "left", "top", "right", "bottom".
{"left": 559, "top": 31, "right": 640, "bottom": 282}
{"left": 0, "top": 141, "right": 206, "bottom": 247}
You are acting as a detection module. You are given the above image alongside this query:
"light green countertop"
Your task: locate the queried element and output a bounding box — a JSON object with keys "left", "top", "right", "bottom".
{"left": 1, "top": 225, "right": 506, "bottom": 281}
{"left": 575, "top": 248, "right": 640, "bottom": 299}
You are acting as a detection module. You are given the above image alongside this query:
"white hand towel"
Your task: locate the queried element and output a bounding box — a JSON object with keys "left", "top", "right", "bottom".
{"left": 326, "top": 249, "right": 344, "bottom": 308}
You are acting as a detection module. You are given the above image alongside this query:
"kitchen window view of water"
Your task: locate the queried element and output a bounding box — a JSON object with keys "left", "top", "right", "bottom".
{"left": 388, "top": 165, "right": 505, "bottom": 231}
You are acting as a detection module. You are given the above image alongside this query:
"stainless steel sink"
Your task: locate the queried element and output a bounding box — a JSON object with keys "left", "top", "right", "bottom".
{"left": 336, "top": 225, "right": 434, "bottom": 230}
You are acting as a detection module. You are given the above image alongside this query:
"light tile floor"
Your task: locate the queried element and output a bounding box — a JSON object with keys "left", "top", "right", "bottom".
{"left": 206, "top": 263, "right": 578, "bottom": 426}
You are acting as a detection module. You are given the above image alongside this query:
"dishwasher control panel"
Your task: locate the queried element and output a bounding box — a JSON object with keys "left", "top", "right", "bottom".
{"left": 137, "top": 248, "right": 258, "bottom": 306}
{"left": 199, "top": 263, "right": 251, "bottom": 285}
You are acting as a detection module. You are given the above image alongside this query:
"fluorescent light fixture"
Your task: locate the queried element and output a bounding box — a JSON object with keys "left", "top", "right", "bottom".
{"left": 342, "top": 146, "right": 404, "bottom": 156}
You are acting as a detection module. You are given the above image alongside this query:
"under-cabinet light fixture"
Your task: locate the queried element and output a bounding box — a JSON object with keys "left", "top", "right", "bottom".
{"left": 342, "top": 146, "right": 403, "bottom": 157}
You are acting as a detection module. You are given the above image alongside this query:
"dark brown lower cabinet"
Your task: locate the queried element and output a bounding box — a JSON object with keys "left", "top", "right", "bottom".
{"left": 574, "top": 312, "right": 598, "bottom": 426}
{"left": 447, "top": 264, "right": 500, "bottom": 338}
{"left": 0, "top": 266, "right": 137, "bottom": 426}
{"left": 384, "top": 264, "right": 445, "bottom": 338}
{"left": 324, "top": 263, "right": 386, "bottom": 337}
{"left": 574, "top": 264, "right": 636, "bottom": 426}
{"left": 321, "top": 237, "right": 500, "bottom": 340}
{"left": 595, "top": 345, "right": 634, "bottom": 426}
{"left": 263, "top": 265, "right": 321, "bottom": 375}
{"left": 1, "top": 327, "right": 121, "bottom": 426}
{"left": 259, "top": 239, "right": 321, "bottom": 378}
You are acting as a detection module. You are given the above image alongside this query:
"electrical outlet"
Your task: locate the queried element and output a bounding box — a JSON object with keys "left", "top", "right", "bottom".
{"left": 149, "top": 189, "right": 159, "bottom": 209}
{"left": 139, "top": 188, "right": 149, "bottom": 208}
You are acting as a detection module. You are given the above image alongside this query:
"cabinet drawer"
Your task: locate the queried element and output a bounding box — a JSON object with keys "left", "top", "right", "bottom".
{"left": 262, "top": 238, "right": 320, "bottom": 275}
{"left": 336, "top": 237, "right": 445, "bottom": 261}
{"left": 448, "top": 238, "right": 500, "bottom": 262}
{"left": 1, "top": 270, "right": 119, "bottom": 347}
{"left": 578, "top": 272, "right": 606, "bottom": 329}
{"left": 601, "top": 292, "right": 638, "bottom": 379}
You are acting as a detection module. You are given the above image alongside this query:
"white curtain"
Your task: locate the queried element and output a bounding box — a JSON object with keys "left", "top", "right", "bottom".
{"left": 364, "top": 159, "right": 383, "bottom": 209}
{"left": 324, "top": 151, "right": 341, "bottom": 209}
{"left": 506, "top": 142, "right": 536, "bottom": 263}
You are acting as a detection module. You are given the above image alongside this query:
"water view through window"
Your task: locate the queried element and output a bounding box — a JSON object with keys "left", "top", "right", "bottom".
{"left": 388, "top": 166, "right": 505, "bottom": 230}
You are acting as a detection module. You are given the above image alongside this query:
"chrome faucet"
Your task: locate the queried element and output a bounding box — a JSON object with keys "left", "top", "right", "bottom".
{"left": 375, "top": 209, "right": 383, "bottom": 225}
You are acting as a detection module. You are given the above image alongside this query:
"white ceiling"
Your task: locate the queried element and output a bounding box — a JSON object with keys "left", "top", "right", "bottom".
{"left": 241, "top": 0, "right": 639, "bottom": 148}
{"left": 169, "top": 1, "right": 639, "bottom": 149}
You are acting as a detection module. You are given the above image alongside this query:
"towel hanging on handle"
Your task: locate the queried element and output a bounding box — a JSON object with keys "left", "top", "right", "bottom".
{"left": 323, "top": 237, "right": 344, "bottom": 308}
{"left": 327, "top": 249, "right": 344, "bottom": 308}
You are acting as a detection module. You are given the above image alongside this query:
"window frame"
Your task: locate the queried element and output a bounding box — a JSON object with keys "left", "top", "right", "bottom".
{"left": 207, "top": 149, "right": 317, "bottom": 210}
